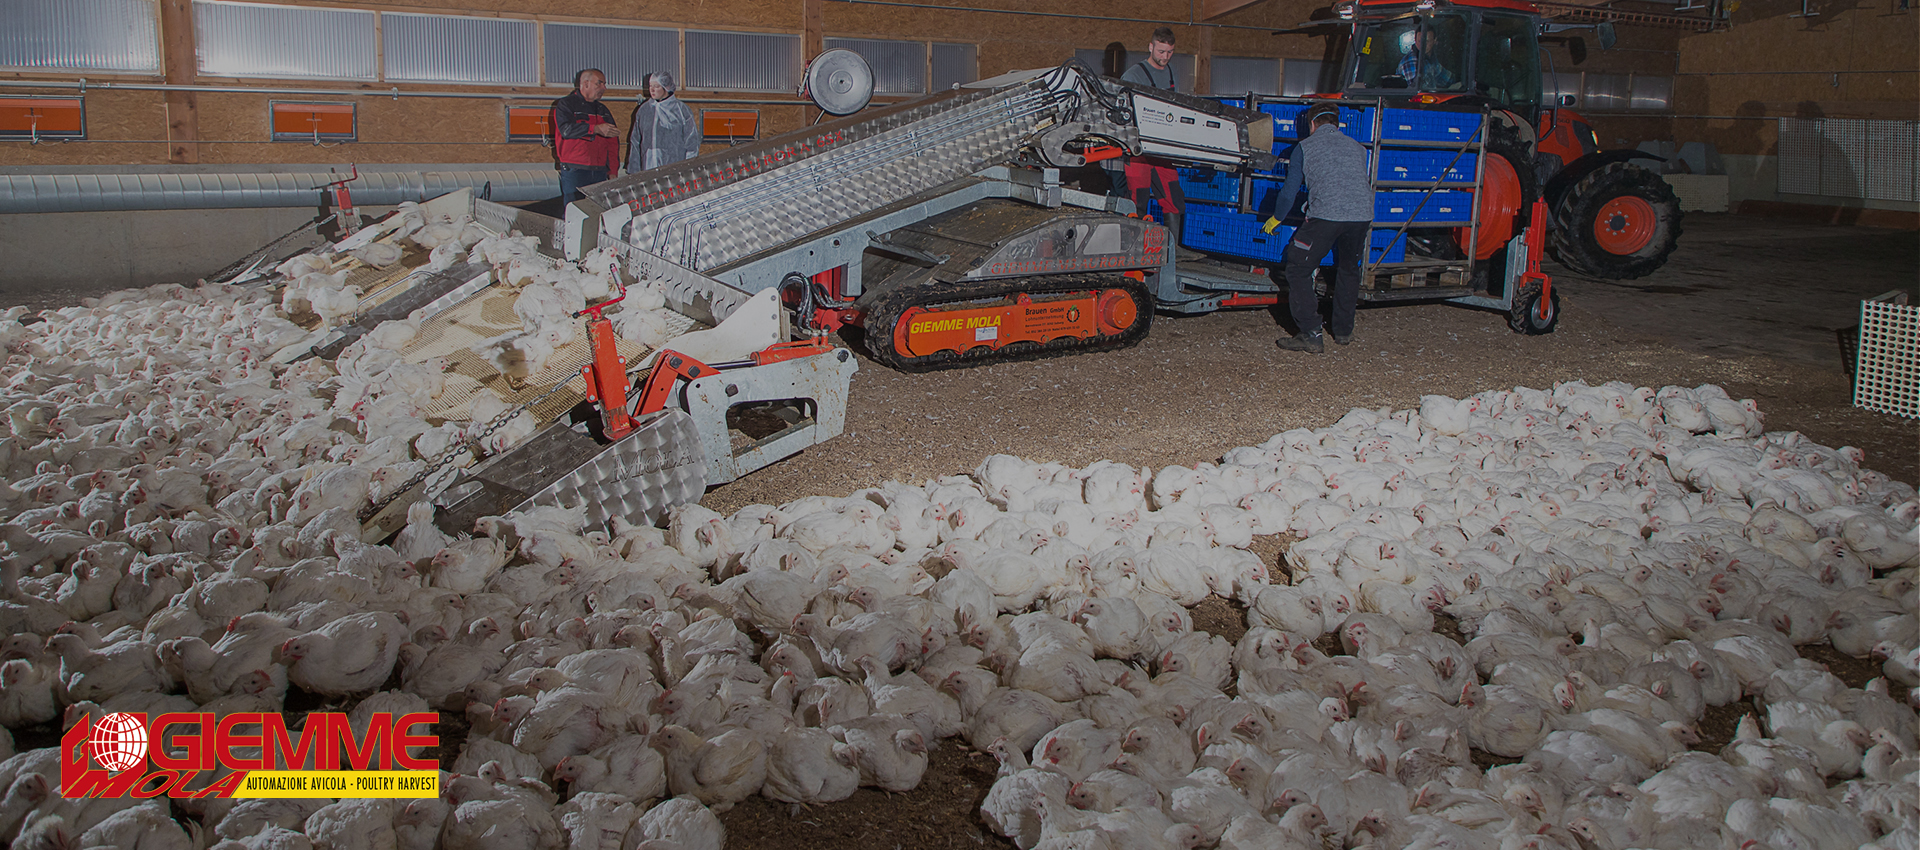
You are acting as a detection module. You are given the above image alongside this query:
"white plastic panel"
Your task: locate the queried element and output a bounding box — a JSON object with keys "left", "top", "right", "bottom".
{"left": 1855, "top": 296, "right": 1919, "bottom": 419}
{"left": 685, "top": 30, "right": 800, "bottom": 92}
{"left": 1211, "top": 56, "right": 1279, "bottom": 96}
{"left": 545, "top": 22, "right": 677, "bottom": 90}
{"left": 1818, "top": 118, "right": 1866, "bottom": 198}
{"left": 1778, "top": 118, "right": 1918, "bottom": 202}
{"left": 1863, "top": 120, "right": 1918, "bottom": 203}
{"left": 1282, "top": 58, "right": 1331, "bottom": 97}
{"left": 0, "top": 0, "right": 158, "bottom": 72}
{"left": 825, "top": 37, "right": 926, "bottom": 94}
{"left": 930, "top": 42, "right": 977, "bottom": 91}
{"left": 383, "top": 12, "right": 536, "bottom": 85}
{"left": 196, "top": 1, "right": 375, "bottom": 80}
{"left": 1777, "top": 118, "right": 1822, "bottom": 196}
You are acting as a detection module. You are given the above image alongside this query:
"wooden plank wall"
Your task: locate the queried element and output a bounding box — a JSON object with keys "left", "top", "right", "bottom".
{"left": 1674, "top": 0, "right": 1919, "bottom": 157}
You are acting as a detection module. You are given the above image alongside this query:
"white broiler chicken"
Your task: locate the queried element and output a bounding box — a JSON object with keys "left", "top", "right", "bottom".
{"left": 627, "top": 795, "right": 723, "bottom": 850}
{"left": 762, "top": 726, "right": 860, "bottom": 807}
{"left": 279, "top": 612, "right": 408, "bottom": 697}
{"left": 651, "top": 725, "right": 766, "bottom": 813}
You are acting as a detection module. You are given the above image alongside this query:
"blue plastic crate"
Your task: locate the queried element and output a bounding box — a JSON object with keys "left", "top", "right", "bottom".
{"left": 1336, "top": 106, "right": 1376, "bottom": 142}
{"left": 1380, "top": 108, "right": 1481, "bottom": 143}
{"left": 1184, "top": 205, "right": 1288, "bottom": 263}
{"left": 1378, "top": 149, "right": 1477, "bottom": 184}
{"left": 1369, "top": 228, "right": 1409, "bottom": 264}
{"left": 1261, "top": 103, "right": 1308, "bottom": 140}
{"left": 1185, "top": 208, "right": 1407, "bottom": 265}
{"left": 1375, "top": 190, "right": 1473, "bottom": 223}
{"left": 1262, "top": 103, "right": 1373, "bottom": 141}
{"left": 1212, "top": 97, "right": 1248, "bottom": 109}
{"left": 1269, "top": 226, "right": 1407, "bottom": 265}
{"left": 1177, "top": 167, "right": 1241, "bottom": 205}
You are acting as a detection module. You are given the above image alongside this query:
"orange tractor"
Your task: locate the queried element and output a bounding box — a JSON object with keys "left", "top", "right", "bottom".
{"left": 1330, "top": 0, "right": 1682, "bottom": 280}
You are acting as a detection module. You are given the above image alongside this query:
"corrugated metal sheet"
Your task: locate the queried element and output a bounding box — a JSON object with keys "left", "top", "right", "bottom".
{"left": 1583, "top": 73, "right": 1629, "bottom": 111}
{"left": 194, "top": 1, "right": 375, "bottom": 80}
{"left": 0, "top": 168, "right": 557, "bottom": 213}
{"left": 1543, "top": 71, "right": 1581, "bottom": 106}
{"left": 383, "top": 12, "right": 536, "bottom": 85}
{"left": 545, "top": 22, "right": 677, "bottom": 90}
{"left": 824, "top": 38, "right": 925, "bottom": 95}
{"left": 0, "top": 0, "right": 158, "bottom": 72}
{"left": 1629, "top": 75, "right": 1671, "bottom": 111}
{"left": 930, "top": 43, "right": 976, "bottom": 91}
{"left": 1211, "top": 56, "right": 1279, "bottom": 96}
{"left": 685, "top": 30, "right": 800, "bottom": 92}
{"left": 1282, "top": 59, "right": 1330, "bottom": 97}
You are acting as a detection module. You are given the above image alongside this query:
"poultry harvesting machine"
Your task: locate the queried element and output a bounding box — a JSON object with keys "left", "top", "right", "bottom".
{"left": 257, "top": 57, "right": 1280, "bottom": 537}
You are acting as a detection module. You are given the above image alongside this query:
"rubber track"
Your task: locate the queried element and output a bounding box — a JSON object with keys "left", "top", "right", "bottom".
{"left": 862, "top": 273, "right": 1154, "bottom": 373}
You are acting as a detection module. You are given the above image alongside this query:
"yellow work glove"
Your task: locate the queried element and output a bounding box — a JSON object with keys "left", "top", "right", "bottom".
{"left": 1262, "top": 216, "right": 1282, "bottom": 234}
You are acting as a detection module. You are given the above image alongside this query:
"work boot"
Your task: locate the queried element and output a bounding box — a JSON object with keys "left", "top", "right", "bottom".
{"left": 1331, "top": 332, "right": 1352, "bottom": 346}
{"left": 1276, "top": 332, "right": 1324, "bottom": 354}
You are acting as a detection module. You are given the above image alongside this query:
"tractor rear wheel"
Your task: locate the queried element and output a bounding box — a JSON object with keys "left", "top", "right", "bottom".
{"left": 1549, "top": 161, "right": 1682, "bottom": 280}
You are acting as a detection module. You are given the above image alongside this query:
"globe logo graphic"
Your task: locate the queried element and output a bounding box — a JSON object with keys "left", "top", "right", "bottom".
{"left": 88, "top": 712, "right": 148, "bottom": 772}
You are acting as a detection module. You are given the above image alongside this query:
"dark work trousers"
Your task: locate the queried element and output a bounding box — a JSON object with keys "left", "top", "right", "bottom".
{"left": 559, "top": 166, "right": 609, "bottom": 205}
{"left": 1282, "top": 218, "right": 1371, "bottom": 338}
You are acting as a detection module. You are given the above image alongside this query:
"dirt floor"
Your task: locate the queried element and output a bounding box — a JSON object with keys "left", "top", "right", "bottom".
{"left": 690, "top": 213, "right": 1917, "bottom": 849}
{"left": 704, "top": 213, "right": 1917, "bottom": 518}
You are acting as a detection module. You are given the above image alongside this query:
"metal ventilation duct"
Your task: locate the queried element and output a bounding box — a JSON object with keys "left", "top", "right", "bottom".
{"left": 0, "top": 167, "right": 558, "bottom": 213}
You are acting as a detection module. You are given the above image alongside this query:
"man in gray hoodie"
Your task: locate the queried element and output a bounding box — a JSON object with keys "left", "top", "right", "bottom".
{"left": 1264, "top": 104, "right": 1375, "bottom": 353}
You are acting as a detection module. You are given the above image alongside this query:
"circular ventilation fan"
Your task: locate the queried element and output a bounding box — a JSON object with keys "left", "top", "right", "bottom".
{"left": 802, "top": 48, "right": 874, "bottom": 115}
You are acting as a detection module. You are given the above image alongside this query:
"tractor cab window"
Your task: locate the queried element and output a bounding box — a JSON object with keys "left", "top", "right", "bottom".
{"left": 1474, "top": 12, "right": 1543, "bottom": 110}
{"left": 1347, "top": 13, "right": 1468, "bottom": 93}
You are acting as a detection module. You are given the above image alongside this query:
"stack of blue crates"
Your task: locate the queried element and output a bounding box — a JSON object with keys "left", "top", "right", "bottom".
{"left": 1184, "top": 207, "right": 1408, "bottom": 265}
{"left": 1174, "top": 98, "right": 1482, "bottom": 271}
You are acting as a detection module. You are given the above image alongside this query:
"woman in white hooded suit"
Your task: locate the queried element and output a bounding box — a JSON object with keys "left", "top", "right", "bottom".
{"left": 628, "top": 71, "right": 701, "bottom": 172}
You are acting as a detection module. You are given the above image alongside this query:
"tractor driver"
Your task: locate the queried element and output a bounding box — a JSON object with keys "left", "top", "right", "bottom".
{"left": 1395, "top": 27, "right": 1461, "bottom": 91}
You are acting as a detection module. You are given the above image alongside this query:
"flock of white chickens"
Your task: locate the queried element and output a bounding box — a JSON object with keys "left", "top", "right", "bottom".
{"left": 277, "top": 204, "right": 679, "bottom": 385}
{"left": 0, "top": 270, "right": 1915, "bottom": 850}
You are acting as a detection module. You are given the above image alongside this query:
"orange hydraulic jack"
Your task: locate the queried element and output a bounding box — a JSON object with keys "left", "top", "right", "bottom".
{"left": 320, "top": 164, "right": 362, "bottom": 236}
{"left": 1519, "top": 198, "right": 1553, "bottom": 320}
{"left": 577, "top": 288, "right": 639, "bottom": 439}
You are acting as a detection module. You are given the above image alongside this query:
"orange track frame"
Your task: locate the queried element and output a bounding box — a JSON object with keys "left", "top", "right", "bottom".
{"left": 891, "top": 288, "right": 1138, "bottom": 358}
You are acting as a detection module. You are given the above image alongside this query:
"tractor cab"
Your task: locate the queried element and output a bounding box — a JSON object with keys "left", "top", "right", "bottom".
{"left": 1339, "top": 0, "right": 1544, "bottom": 118}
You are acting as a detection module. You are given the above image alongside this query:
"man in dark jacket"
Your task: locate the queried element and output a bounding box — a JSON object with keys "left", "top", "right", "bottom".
{"left": 1264, "top": 104, "right": 1375, "bottom": 354}
{"left": 552, "top": 69, "right": 621, "bottom": 204}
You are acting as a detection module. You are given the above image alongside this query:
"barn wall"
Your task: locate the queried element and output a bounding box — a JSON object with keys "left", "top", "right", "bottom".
{"left": 1672, "top": 0, "right": 1919, "bottom": 210}
{"left": 9, "top": 0, "right": 1879, "bottom": 288}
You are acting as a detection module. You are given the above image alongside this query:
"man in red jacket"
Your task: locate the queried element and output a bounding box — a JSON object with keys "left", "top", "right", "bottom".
{"left": 552, "top": 69, "right": 621, "bottom": 204}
